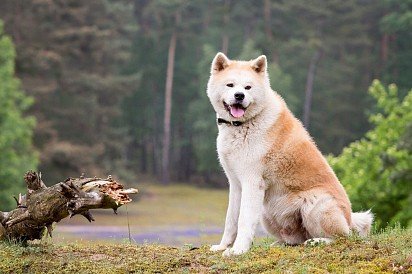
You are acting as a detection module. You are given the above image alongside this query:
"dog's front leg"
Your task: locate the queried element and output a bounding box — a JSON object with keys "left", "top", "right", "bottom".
{"left": 211, "top": 181, "right": 241, "bottom": 251}
{"left": 223, "top": 178, "right": 264, "bottom": 256}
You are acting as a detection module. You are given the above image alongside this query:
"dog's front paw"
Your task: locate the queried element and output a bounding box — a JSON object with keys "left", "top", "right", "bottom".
{"left": 222, "top": 246, "right": 249, "bottom": 257}
{"left": 210, "top": 244, "right": 227, "bottom": 252}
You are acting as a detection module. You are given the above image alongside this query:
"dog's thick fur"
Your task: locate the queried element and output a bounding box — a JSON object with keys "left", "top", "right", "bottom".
{"left": 207, "top": 53, "right": 373, "bottom": 256}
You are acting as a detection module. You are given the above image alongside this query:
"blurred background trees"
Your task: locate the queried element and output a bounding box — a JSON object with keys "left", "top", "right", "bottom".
{"left": 0, "top": 0, "right": 140, "bottom": 184}
{"left": 0, "top": 21, "right": 38, "bottom": 210}
{"left": 0, "top": 0, "right": 410, "bottom": 227}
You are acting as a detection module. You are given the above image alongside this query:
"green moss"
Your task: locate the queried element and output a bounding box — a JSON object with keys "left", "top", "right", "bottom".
{"left": 5, "top": 228, "right": 408, "bottom": 273}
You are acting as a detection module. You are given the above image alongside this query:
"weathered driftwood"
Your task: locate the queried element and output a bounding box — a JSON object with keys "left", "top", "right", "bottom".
{"left": 0, "top": 171, "right": 138, "bottom": 242}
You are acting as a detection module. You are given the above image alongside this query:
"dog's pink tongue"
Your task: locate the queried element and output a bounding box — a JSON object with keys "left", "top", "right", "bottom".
{"left": 230, "top": 106, "right": 245, "bottom": 118}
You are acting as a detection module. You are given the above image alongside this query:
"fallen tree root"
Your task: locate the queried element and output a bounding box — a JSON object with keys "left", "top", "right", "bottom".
{"left": 0, "top": 171, "right": 138, "bottom": 242}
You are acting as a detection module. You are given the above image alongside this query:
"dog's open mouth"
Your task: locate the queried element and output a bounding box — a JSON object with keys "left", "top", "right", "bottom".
{"left": 224, "top": 102, "right": 246, "bottom": 118}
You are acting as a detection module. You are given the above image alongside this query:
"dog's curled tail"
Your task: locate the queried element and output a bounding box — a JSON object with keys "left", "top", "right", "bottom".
{"left": 351, "top": 210, "right": 374, "bottom": 237}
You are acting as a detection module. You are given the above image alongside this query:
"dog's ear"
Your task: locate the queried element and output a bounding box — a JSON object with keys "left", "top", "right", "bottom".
{"left": 251, "top": 55, "right": 267, "bottom": 73}
{"left": 211, "top": 52, "right": 230, "bottom": 73}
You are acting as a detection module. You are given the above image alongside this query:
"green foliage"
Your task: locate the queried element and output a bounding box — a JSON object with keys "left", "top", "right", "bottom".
{"left": 329, "top": 80, "right": 412, "bottom": 228}
{"left": 0, "top": 21, "right": 38, "bottom": 210}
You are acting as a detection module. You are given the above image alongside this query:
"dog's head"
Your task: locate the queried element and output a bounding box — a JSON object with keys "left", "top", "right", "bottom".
{"left": 207, "top": 52, "right": 270, "bottom": 122}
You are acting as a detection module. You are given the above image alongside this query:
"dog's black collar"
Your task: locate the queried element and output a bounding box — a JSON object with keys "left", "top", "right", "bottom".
{"left": 217, "top": 118, "right": 243, "bottom": 126}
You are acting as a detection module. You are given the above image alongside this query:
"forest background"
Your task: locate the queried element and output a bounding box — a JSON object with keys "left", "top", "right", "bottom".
{"left": 0, "top": 0, "right": 410, "bottom": 229}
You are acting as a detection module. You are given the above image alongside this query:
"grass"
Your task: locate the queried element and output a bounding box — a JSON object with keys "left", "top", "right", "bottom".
{"left": 71, "top": 183, "right": 228, "bottom": 227}
{"left": 0, "top": 227, "right": 411, "bottom": 273}
{"left": 54, "top": 183, "right": 229, "bottom": 245}
{"left": 1, "top": 183, "right": 411, "bottom": 273}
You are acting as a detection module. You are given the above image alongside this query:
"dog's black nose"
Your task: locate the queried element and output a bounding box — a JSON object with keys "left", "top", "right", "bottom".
{"left": 234, "top": 92, "right": 245, "bottom": 101}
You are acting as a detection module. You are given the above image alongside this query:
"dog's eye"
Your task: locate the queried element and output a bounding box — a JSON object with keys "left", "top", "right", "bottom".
{"left": 245, "top": 85, "right": 252, "bottom": 90}
{"left": 226, "top": 83, "right": 234, "bottom": 87}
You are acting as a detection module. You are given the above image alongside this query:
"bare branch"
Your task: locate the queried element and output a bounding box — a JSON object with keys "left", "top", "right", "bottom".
{"left": 0, "top": 171, "right": 138, "bottom": 243}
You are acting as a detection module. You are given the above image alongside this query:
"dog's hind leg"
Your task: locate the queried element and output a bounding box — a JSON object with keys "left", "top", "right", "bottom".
{"left": 261, "top": 214, "right": 285, "bottom": 246}
{"left": 302, "top": 197, "right": 350, "bottom": 243}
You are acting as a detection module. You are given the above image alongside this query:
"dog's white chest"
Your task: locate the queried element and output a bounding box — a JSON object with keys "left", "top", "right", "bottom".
{"left": 217, "top": 126, "right": 267, "bottom": 176}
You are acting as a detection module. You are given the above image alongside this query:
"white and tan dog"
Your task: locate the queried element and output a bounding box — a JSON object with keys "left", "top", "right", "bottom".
{"left": 207, "top": 52, "right": 373, "bottom": 256}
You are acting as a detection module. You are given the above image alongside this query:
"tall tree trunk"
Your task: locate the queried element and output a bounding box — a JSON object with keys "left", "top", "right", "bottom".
{"left": 221, "top": 0, "right": 230, "bottom": 55}
{"left": 303, "top": 49, "right": 323, "bottom": 129}
{"left": 380, "top": 33, "right": 389, "bottom": 75}
{"left": 161, "top": 30, "right": 177, "bottom": 184}
{"left": 140, "top": 140, "right": 147, "bottom": 173}
{"left": 381, "top": 33, "right": 389, "bottom": 63}
{"left": 222, "top": 35, "right": 229, "bottom": 55}
{"left": 263, "top": 0, "right": 278, "bottom": 64}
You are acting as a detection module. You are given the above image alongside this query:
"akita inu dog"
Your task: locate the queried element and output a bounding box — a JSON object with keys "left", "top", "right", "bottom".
{"left": 207, "top": 52, "right": 373, "bottom": 256}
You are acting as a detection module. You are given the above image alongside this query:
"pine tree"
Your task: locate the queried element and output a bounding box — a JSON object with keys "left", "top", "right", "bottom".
{"left": 0, "top": 0, "right": 138, "bottom": 182}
